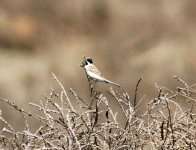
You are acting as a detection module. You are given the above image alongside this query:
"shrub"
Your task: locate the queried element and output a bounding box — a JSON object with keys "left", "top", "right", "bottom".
{"left": 0, "top": 74, "right": 195, "bottom": 149}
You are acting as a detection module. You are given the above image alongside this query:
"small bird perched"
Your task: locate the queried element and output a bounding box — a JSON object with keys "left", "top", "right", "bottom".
{"left": 80, "top": 56, "right": 121, "bottom": 88}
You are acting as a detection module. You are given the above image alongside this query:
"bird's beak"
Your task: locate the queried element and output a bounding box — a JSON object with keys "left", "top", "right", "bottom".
{"left": 80, "top": 63, "right": 84, "bottom": 67}
{"left": 80, "top": 61, "right": 85, "bottom": 67}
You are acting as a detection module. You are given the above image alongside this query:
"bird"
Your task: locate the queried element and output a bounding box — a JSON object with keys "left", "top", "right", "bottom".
{"left": 80, "top": 57, "right": 121, "bottom": 88}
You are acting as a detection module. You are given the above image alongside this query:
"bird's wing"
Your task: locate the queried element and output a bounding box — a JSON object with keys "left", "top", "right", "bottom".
{"left": 88, "top": 65, "right": 103, "bottom": 77}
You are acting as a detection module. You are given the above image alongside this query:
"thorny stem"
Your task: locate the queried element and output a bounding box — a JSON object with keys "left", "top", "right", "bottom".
{"left": 166, "top": 100, "right": 175, "bottom": 149}
{"left": 52, "top": 73, "right": 75, "bottom": 112}
{"left": 134, "top": 78, "right": 142, "bottom": 110}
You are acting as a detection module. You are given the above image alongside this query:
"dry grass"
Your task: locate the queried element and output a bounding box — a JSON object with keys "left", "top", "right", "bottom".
{"left": 0, "top": 74, "right": 195, "bottom": 149}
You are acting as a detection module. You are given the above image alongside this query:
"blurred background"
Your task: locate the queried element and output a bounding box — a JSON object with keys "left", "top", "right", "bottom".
{"left": 0, "top": 0, "right": 195, "bottom": 129}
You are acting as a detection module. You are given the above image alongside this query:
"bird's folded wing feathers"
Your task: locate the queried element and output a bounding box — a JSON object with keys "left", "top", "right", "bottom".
{"left": 88, "top": 65, "right": 103, "bottom": 76}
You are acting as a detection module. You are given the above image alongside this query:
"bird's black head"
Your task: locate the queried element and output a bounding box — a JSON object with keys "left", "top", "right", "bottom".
{"left": 80, "top": 57, "right": 93, "bottom": 67}
{"left": 86, "top": 58, "right": 93, "bottom": 65}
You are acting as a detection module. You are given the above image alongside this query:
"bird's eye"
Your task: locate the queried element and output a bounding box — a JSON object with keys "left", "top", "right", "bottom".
{"left": 87, "top": 58, "right": 93, "bottom": 64}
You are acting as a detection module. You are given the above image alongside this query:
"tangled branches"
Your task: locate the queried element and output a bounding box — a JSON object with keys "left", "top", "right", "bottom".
{"left": 0, "top": 74, "right": 195, "bottom": 149}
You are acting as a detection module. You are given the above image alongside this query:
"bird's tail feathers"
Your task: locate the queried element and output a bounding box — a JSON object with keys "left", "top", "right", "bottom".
{"left": 105, "top": 79, "right": 121, "bottom": 88}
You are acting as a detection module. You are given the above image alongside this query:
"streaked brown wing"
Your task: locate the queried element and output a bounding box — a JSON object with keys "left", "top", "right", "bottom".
{"left": 88, "top": 65, "right": 103, "bottom": 77}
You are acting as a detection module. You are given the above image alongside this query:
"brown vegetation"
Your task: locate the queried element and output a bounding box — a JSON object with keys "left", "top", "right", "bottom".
{"left": 0, "top": 74, "right": 195, "bottom": 149}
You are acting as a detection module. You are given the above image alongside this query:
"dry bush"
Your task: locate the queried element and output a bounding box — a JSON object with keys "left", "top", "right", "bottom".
{"left": 0, "top": 74, "right": 195, "bottom": 149}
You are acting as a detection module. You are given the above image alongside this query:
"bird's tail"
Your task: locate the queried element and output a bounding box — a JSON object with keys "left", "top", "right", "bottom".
{"left": 105, "top": 79, "right": 121, "bottom": 88}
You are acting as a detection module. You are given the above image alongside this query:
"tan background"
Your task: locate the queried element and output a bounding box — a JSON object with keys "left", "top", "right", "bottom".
{"left": 0, "top": 0, "right": 195, "bottom": 129}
